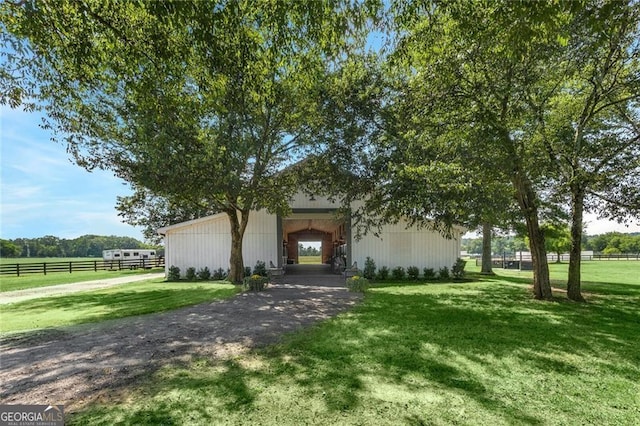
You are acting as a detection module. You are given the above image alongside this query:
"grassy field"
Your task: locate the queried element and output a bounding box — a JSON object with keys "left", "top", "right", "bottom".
{"left": 466, "top": 259, "right": 640, "bottom": 288}
{"left": 0, "top": 268, "right": 164, "bottom": 293}
{"left": 67, "top": 262, "right": 639, "bottom": 425}
{"left": 0, "top": 279, "right": 239, "bottom": 334}
{"left": 298, "top": 255, "right": 322, "bottom": 264}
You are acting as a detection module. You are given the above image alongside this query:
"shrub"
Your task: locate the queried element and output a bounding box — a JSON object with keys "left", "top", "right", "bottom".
{"left": 452, "top": 258, "right": 466, "bottom": 279}
{"left": 243, "top": 274, "right": 269, "bottom": 291}
{"left": 407, "top": 266, "right": 420, "bottom": 280}
{"left": 363, "top": 257, "right": 376, "bottom": 279}
{"left": 244, "top": 266, "right": 252, "bottom": 277}
{"left": 438, "top": 266, "right": 450, "bottom": 280}
{"left": 185, "top": 267, "right": 197, "bottom": 281}
{"left": 376, "top": 266, "right": 389, "bottom": 281}
{"left": 423, "top": 268, "right": 436, "bottom": 280}
{"left": 197, "top": 267, "right": 211, "bottom": 281}
{"left": 346, "top": 275, "right": 369, "bottom": 293}
{"left": 213, "top": 267, "right": 226, "bottom": 280}
{"left": 253, "top": 260, "right": 267, "bottom": 277}
{"left": 392, "top": 266, "right": 406, "bottom": 280}
{"left": 167, "top": 265, "right": 181, "bottom": 281}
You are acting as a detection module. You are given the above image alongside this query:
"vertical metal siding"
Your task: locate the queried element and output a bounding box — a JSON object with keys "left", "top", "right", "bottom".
{"left": 164, "top": 210, "right": 277, "bottom": 275}
{"left": 352, "top": 219, "right": 461, "bottom": 271}
{"left": 289, "top": 192, "right": 340, "bottom": 209}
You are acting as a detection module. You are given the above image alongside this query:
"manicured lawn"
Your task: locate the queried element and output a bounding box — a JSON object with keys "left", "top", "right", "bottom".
{"left": 69, "top": 268, "right": 640, "bottom": 425}
{"left": 467, "top": 259, "right": 640, "bottom": 293}
{"left": 298, "top": 255, "right": 322, "bottom": 264}
{"left": 0, "top": 280, "right": 240, "bottom": 333}
{"left": 0, "top": 268, "right": 164, "bottom": 293}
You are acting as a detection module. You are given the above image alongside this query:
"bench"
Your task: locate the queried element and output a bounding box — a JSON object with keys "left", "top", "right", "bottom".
{"left": 268, "top": 261, "right": 285, "bottom": 280}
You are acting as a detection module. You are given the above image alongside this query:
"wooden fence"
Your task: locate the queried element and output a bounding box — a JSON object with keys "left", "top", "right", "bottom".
{"left": 0, "top": 258, "right": 165, "bottom": 277}
{"left": 475, "top": 253, "right": 640, "bottom": 270}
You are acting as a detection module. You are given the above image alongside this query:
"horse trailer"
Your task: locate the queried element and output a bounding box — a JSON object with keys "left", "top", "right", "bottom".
{"left": 102, "top": 249, "right": 157, "bottom": 269}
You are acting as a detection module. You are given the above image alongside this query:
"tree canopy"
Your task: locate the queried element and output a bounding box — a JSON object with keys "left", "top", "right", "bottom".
{"left": 356, "top": 0, "right": 639, "bottom": 300}
{"left": 2, "top": 0, "right": 637, "bottom": 296}
{"left": 1, "top": 0, "right": 374, "bottom": 281}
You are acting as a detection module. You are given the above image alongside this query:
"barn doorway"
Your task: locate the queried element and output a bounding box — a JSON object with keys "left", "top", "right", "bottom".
{"left": 297, "top": 240, "right": 323, "bottom": 265}
{"left": 279, "top": 211, "right": 350, "bottom": 274}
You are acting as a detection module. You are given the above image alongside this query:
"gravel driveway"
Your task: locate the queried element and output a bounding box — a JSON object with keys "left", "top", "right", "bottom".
{"left": 0, "top": 272, "right": 360, "bottom": 411}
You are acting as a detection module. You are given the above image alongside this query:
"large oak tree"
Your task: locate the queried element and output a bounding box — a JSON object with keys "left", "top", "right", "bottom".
{"left": 1, "top": 0, "right": 372, "bottom": 282}
{"left": 384, "top": 0, "right": 639, "bottom": 300}
{"left": 541, "top": 2, "right": 640, "bottom": 301}
{"left": 378, "top": 0, "right": 576, "bottom": 299}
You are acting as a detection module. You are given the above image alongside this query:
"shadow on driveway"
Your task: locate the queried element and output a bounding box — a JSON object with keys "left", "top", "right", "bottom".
{"left": 0, "top": 272, "right": 359, "bottom": 409}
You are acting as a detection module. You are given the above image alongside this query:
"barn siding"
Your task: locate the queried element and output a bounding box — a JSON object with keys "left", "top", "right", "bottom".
{"left": 161, "top": 191, "right": 463, "bottom": 277}
{"left": 289, "top": 192, "right": 340, "bottom": 209}
{"left": 164, "top": 210, "right": 277, "bottom": 276}
{"left": 352, "top": 220, "right": 462, "bottom": 271}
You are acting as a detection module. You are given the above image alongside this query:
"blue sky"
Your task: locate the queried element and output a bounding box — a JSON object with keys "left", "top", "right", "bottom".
{"left": 1, "top": 106, "right": 144, "bottom": 240}
{"left": 1, "top": 105, "right": 638, "bottom": 242}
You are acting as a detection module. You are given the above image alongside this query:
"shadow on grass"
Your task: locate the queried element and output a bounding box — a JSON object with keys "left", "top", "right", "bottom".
{"left": 1, "top": 285, "right": 239, "bottom": 335}
{"left": 69, "top": 280, "right": 640, "bottom": 425}
{"left": 270, "top": 284, "right": 638, "bottom": 421}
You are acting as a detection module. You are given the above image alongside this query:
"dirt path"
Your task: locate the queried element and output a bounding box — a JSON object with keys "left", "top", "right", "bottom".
{"left": 0, "top": 274, "right": 360, "bottom": 412}
{"left": 0, "top": 273, "right": 166, "bottom": 304}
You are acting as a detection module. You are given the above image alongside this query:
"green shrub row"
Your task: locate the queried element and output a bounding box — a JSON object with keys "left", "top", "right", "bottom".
{"left": 167, "top": 260, "right": 269, "bottom": 282}
{"left": 362, "top": 256, "right": 466, "bottom": 281}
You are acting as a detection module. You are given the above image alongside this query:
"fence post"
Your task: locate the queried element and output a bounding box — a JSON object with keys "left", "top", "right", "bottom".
{"left": 16, "top": 263, "right": 20, "bottom": 277}
{"left": 94, "top": 261, "right": 97, "bottom": 272}
{"left": 43, "top": 262, "right": 47, "bottom": 275}
{"left": 69, "top": 262, "right": 72, "bottom": 273}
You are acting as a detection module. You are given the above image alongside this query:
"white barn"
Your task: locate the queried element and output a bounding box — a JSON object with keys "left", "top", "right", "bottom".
{"left": 157, "top": 192, "right": 464, "bottom": 276}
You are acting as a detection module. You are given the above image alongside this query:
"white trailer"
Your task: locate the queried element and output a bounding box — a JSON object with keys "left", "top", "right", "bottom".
{"left": 102, "top": 249, "right": 157, "bottom": 269}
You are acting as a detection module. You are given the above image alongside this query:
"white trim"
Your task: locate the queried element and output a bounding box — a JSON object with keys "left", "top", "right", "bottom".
{"left": 157, "top": 212, "right": 228, "bottom": 235}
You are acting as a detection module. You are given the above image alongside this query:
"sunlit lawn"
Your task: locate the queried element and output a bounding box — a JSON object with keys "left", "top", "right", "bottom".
{"left": 68, "top": 262, "right": 640, "bottom": 425}
{"left": 0, "top": 279, "right": 239, "bottom": 333}
{"left": 298, "top": 255, "right": 322, "bottom": 264}
{"left": 0, "top": 268, "right": 164, "bottom": 293}
{"left": 467, "top": 259, "right": 640, "bottom": 291}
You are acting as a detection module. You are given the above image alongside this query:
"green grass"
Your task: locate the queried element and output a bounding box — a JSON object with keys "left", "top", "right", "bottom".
{"left": 69, "top": 265, "right": 640, "bottom": 425}
{"left": 0, "top": 279, "right": 240, "bottom": 334}
{"left": 0, "top": 268, "right": 164, "bottom": 293}
{"left": 467, "top": 259, "right": 640, "bottom": 295}
{"left": 298, "top": 255, "right": 322, "bottom": 264}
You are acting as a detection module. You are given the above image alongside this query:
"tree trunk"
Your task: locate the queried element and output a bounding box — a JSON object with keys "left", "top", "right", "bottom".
{"left": 567, "top": 183, "right": 586, "bottom": 302}
{"left": 481, "top": 222, "right": 494, "bottom": 274}
{"left": 227, "top": 209, "right": 251, "bottom": 284}
{"left": 512, "top": 173, "right": 553, "bottom": 300}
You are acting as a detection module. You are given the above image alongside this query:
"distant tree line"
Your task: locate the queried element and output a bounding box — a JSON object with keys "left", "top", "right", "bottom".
{"left": 0, "top": 235, "right": 157, "bottom": 258}
{"left": 462, "top": 232, "right": 640, "bottom": 256}
{"left": 298, "top": 244, "right": 321, "bottom": 257}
